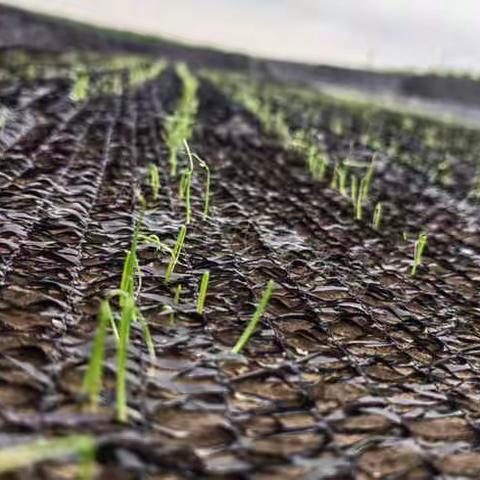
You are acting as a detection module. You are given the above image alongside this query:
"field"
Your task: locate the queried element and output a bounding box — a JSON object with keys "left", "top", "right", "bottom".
{"left": 1, "top": 13, "right": 480, "bottom": 479}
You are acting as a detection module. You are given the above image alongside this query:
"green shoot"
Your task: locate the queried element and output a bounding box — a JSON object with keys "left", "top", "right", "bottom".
{"left": 120, "top": 249, "right": 136, "bottom": 298}
{"left": 231, "top": 280, "right": 275, "bottom": 354}
{"left": 82, "top": 299, "right": 114, "bottom": 409}
{"left": 196, "top": 271, "right": 210, "bottom": 314}
{"left": 355, "top": 162, "right": 376, "bottom": 221}
{"left": 361, "top": 159, "right": 375, "bottom": 199}
{"left": 138, "top": 234, "right": 172, "bottom": 255}
{"left": 0, "top": 435, "right": 95, "bottom": 479}
{"left": 355, "top": 184, "right": 364, "bottom": 220}
{"left": 174, "top": 284, "right": 182, "bottom": 304}
{"left": 372, "top": 202, "right": 383, "bottom": 230}
{"left": 411, "top": 233, "right": 428, "bottom": 277}
{"left": 307, "top": 145, "right": 328, "bottom": 181}
{"left": 148, "top": 163, "right": 160, "bottom": 201}
{"left": 116, "top": 293, "right": 135, "bottom": 423}
{"left": 193, "top": 153, "right": 211, "bottom": 219}
{"left": 178, "top": 171, "right": 186, "bottom": 200}
{"left": 165, "top": 63, "right": 198, "bottom": 176}
{"left": 120, "top": 214, "right": 144, "bottom": 300}
{"left": 182, "top": 140, "right": 195, "bottom": 224}
{"left": 330, "top": 165, "right": 339, "bottom": 190}
{"left": 165, "top": 225, "right": 187, "bottom": 282}
{"left": 70, "top": 70, "right": 89, "bottom": 102}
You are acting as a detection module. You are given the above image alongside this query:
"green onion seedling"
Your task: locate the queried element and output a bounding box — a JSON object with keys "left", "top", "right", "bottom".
{"left": 372, "top": 202, "right": 383, "bottom": 230}
{"left": 197, "top": 271, "right": 210, "bottom": 314}
{"left": 231, "top": 280, "right": 275, "bottom": 354}
{"left": 411, "top": 233, "right": 428, "bottom": 277}
{"left": 70, "top": 70, "right": 89, "bottom": 102}
{"left": 165, "top": 225, "right": 187, "bottom": 282}
{"left": 82, "top": 299, "right": 114, "bottom": 409}
{"left": 307, "top": 145, "right": 327, "bottom": 181}
{"left": 148, "top": 163, "right": 160, "bottom": 201}
{"left": 165, "top": 63, "right": 198, "bottom": 176}
{"left": 330, "top": 165, "right": 339, "bottom": 190}
{"left": 193, "top": 153, "right": 211, "bottom": 219}
{"left": 116, "top": 293, "right": 136, "bottom": 423}
{"left": 0, "top": 435, "right": 95, "bottom": 480}
{"left": 183, "top": 140, "right": 194, "bottom": 224}
{"left": 138, "top": 234, "right": 172, "bottom": 255}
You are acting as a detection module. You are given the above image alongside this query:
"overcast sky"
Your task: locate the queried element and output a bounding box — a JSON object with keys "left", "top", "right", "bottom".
{"left": 3, "top": 0, "right": 480, "bottom": 72}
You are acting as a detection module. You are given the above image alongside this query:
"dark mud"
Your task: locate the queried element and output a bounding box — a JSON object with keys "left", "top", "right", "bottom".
{"left": 1, "top": 51, "right": 480, "bottom": 480}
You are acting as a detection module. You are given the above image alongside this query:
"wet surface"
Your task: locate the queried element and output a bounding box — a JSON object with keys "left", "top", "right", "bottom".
{"left": 1, "top": 51, "right": 480, "bottom": 479}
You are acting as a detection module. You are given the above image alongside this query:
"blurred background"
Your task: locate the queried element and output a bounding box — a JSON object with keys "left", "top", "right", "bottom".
{"left": 1, "top": 0, "right": 479, "bottom": 72}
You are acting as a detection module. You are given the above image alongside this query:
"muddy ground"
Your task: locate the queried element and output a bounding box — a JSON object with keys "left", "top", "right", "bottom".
{"left": 1, "top": 42, "right": 480, "bottom": 480}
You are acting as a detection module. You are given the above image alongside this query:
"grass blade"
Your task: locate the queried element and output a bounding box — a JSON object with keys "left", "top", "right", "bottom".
{"left": 196, "top": 271, "right": 210, "bottom": 314}
{"left": 193, "top": 153, "right": 211, "bottom": 219}
{"left": 372, "top": 202, "right": 383, "bottom": 230}
{"left": 148, "top": 163, "right": 160, "bottom": 201}
{"left": 165, "top": 225, "right": 187, "bottom": 282}
{"left": 82, "top": 299, "right": 113, "bottom": 408}
{"left": 116, "top": 294, "right": 135, "bottom": 423}
{"left": 0, "top": 435, "right": 95, "bottom": 479}
{"left": 231, "top": 280, "right": 275, "bottom": 354}
{"left": 411, "top": 233, "right": 428, "bottom": 277}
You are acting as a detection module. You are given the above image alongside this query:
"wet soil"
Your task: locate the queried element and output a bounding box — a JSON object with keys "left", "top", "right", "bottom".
{"left": 1, "top": 51, "right": 480, "bottom": 480}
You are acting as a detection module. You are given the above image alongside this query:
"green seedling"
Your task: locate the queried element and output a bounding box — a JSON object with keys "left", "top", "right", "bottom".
{"left": 355, "top": 161, "right": 376, "bottom": 221}
{"left": 120, "top": 211, "right": 145, "bottom": 300}
{"left": 193, "top": 153, "right": 211, "bottom": 219}
{"left": 231, "top": 280, "right": 275, "bottom": 354}
{"left": 165, "top": 63, "right": 198, "bottom": 176}
{"left": 338, "top": 165, "right": 348, "bottom": 196}
{"left": 0, "top": 435, "right": 95, "bottom": 480}
{"left": 330, "top": 165, "right": 339, "bottom": 190}
{"left": 174, "top": 284, "right": 182, "bottom": 304}
{"left": 307, "top": 144, "right": 328, "bottom": 181}
{"left": 178, "top": 171, "right": 187, "bottom": 200}
{"left": 361, "top": 159, "right": 375, "bottom": 199}
{"left": 138, "top": 234, "right": 172, "bottom": 255}
{"left": 165, "top": 225, "right": 187, "bottom": 282}
{"left": 354, "top": 184, "right": 364, "bottom": 220}
{"left": 116, "top": 293, "right": 136, "bottom": 423}
{"left": 182, "top": 141, "right": 195, "bottom": 224}
{"left": 372, "top": 202, "right": 383, "bottom": 230}
{"left": 82, "top": 299, "right": 114, "bottom": 409}
{"left": 196, "top": 271, "right": 210, "bottom": 314}
{"left": 148, "top": 163, "right": 160, "bottom": 201}
{"left": 129, "top": 61, "right": 166, "bottom": 87}
{"left": 70, "top": 70, "right": 89, "bottom": 102}
{"left": 411, "top": 233, "right": 428, "bottom": 277}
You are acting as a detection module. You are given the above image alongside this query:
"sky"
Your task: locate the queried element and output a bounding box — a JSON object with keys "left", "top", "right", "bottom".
{"left": 3, "top": 0, "right": 480, "bottom": 72}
